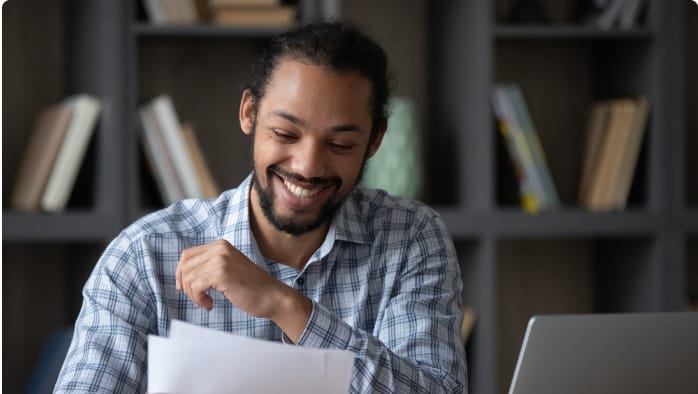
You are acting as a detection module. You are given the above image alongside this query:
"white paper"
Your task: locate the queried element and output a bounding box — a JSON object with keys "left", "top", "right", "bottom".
{"left": 148, "top": 320, "right": 354, "bottom": 393}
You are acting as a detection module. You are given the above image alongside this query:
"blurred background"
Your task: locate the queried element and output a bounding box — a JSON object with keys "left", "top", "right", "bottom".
{"left": 3, "top": 0, "right": 697, "bottom": 393}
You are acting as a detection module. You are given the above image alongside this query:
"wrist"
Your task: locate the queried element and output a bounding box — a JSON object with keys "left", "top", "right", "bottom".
{"left": 270, "top": 286, "right": 312, "bottom": 343}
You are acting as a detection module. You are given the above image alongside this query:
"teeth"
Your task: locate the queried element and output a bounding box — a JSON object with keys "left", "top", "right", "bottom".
{"left": 284, "top": 179, "right": 321, "bottom": 198}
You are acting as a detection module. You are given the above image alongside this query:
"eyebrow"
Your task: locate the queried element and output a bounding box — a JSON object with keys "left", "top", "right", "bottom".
{"left": 272, "top": 110, "right": 306, "bottom": 127}
{"left": 271, "top": 110, "right": 364, "bottom": 133}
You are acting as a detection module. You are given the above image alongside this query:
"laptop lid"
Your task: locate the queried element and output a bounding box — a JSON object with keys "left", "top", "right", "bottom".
{"left": 509, "top": 312, "right": 698, "bottom": 394}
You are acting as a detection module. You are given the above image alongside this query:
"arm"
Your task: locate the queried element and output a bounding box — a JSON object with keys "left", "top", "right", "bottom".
{"left": 54, "top": 234, "right": 156, "bottom": 393}
{"left": 176, "top": 239, "right": 312, "bottom": 342}
{"left": 297, "top": 214, "right": 466, "bottom": 393}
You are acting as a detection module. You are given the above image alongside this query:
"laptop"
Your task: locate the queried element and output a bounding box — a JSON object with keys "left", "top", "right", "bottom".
{"left": 508, "top": 312, "right": 698, "bottom": 394}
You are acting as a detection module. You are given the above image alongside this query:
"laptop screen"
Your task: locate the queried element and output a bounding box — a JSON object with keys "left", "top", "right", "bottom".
{"left": 509, "top": 312, "right": 698, "bottom": 394}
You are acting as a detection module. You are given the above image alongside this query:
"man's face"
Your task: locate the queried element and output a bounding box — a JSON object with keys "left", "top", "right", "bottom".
{"left": 240, "top": 59, "right": 383, "bottom": 236}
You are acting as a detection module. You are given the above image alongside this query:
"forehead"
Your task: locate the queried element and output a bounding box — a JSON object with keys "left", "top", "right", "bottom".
{"left": 259, "top": 59, "right": 374, "bottom": 121}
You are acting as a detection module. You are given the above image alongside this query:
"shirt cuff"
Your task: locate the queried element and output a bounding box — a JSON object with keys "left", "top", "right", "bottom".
{"left": 296, "top": 300, "right": 353, "bottom": 349}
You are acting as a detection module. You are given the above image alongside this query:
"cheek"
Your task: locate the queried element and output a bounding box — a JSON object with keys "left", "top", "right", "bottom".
{"left": 253, "top": 135, "right": 282, "bottom": 166}
{"left": 336, "top": 154, "right": 367, "bottom": 184}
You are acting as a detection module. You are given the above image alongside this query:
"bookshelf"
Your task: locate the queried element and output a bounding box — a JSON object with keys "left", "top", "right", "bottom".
{"left": 2, "top": 0, "right": 695, "bottom": 393}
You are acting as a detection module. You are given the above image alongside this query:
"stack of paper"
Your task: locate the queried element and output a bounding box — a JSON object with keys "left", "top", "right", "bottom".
{"left": 148, "top": 320, "right": 355, "bottom": 393}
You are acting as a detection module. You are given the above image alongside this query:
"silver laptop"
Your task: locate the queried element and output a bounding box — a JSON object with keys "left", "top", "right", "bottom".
{"left": 509, "top": 312, "right": 698, "bottom": 394}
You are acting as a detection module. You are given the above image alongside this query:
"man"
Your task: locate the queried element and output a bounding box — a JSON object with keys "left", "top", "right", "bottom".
{"left": 55, "top": 21, "right": 466, "bottom": 393}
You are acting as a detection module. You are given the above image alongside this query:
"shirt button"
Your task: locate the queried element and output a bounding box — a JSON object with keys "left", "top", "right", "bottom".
{"left": 296, "top": 277, "right": 305, "bottom": 286}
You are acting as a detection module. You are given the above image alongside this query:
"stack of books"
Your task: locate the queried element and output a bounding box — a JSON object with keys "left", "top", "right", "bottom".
{"left": 11, "top": 94, "right": 102, "bottom": 213}
{"left": 142, "top": 0, "right": 297, "bottom": 28}
{"left": 492, "top": 83, "right": 560, "bottom": 213}
{"left": 578, "top": 96, "right": 650, "bottom": 211}
{"left": 208, "top": 0, "right": 297, "bottom": 27}
{"left": 139, "top": 94, "right": 220, "bottom": 206}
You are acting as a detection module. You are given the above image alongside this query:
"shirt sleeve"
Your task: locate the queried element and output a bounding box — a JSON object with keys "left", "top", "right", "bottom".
{"left": 296, "top": 213, "right": 467, "bottom": 393}
{"left": 54, "top": 233, "right": 156, "bottom": 393}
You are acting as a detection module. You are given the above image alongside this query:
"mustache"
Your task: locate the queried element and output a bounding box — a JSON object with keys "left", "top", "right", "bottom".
{"left": 268, "top": 165, "right": 341, "bottom": 188}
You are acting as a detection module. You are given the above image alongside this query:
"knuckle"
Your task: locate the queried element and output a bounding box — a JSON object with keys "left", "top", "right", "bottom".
{"left": 180, "top": 248, "right": 193, "bottom": 260}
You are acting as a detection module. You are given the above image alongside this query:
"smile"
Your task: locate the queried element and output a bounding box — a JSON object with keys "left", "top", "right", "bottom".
{"left": 283, "top": 179, "right": 323, "bottom": 198}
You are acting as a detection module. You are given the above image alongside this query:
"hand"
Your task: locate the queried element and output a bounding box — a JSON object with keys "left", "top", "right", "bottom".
{"left": 175, "top": 240, "right": 312, "bottom": 342}
{"left": 176, "top": 240, "right": 280, "bottom": 317}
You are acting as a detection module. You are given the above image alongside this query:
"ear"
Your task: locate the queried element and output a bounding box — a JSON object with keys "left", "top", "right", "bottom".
{"left": 366, "top": 120, "right": 387, "bottom": 159}
{"left": 239, "top": 89, "right": 255, "bottom": 135}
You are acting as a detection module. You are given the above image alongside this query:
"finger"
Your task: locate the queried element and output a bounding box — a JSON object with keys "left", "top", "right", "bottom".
{"left": 177, "top": 244, "right": 214, "bottom": 290}
{"left": 185, "top": 273, "right": 215, "bottom": 311}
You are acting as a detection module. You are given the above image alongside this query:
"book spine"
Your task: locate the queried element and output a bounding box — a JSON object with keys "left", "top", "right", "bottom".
{"left": 612, "top": 96, "right": 649, "bottom": 208}
{"left": 149, "top": 95, "right": 204, "bottom": 199}
{"left": 579, "top": 101, "right": 611, "bottom": 206}
{"left": 587, "top": 99, "right": 633, "bottom": 210}
{"left": 11, "top": 103, "right": 73, "bottom": 211}
{"left": 492, "top": 85, "right": 543, "bottom": 213}
{"left": 143, "top": 0, "right": 168, "bottom": 24}
{"left": 41, "top": 95, "right": 101, "bottom": 212}
{"left": 139, "top": 106, "right": 187, "bottom": 205}
{"left": 507, "top": 84, "right": 560, "bottom": 209}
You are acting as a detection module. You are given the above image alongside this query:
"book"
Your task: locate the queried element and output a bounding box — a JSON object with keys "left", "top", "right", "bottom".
{"left": 579, "top": 97, "right": 649, "bottom": 211}
{"left": 585, "top": 99, "right": 635, "bottom": 210}
{"left": 170, "top": 0, "right": 199, "bottom": 24}
{"left": 40, "top": 94, "right": 102, "bottom": 213}
{"left": 578, "top": 100, "right": 611, "bottom": 204}
{"left": 143, "top": 0, "right": 199, "bottom": 24}
{"left": 611, "top": 96, "right": 649, "bottom": 208}
{"left": 146, "top": 95, "right": 205, "bottom": 200}
{"left": 210, "top": 5, "right": 296, "bottom": 27}
{"left": 139, "top": 104, "right": 187, "bottom": 205}
{"left": 11, "top": 101, "right": 73, "bottom": 212}
{"left": 492, "top": 85, "right": 544, "bottom": 212}
{"left": 507, "top": 84, "right": 560, "bottom": 209}
{"left": 601, "top": 100, "right": 636, "bottom": 207}
{"left": 180, "top": 123, "right": 221, "bottom": 199}
{"left": 492, "top": 83, "right": 560, "bottom": 212}
{"left": 143, "top": 0, "right": 168, "bottom": 24}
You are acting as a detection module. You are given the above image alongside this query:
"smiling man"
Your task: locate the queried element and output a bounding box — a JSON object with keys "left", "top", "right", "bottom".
{"left": 55, "top": 21, "right": 467, "bottom": 393}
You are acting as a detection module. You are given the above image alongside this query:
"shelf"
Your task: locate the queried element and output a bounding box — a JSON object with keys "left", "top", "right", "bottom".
{"left": 495, "top": 25, "right": 655, "bottom": 40}
{"left": 437, "top": 208, "right": 660, "bottom": 238}
{"left": 133, "top": 23, "right": 292, "bottom": 38}
{"left": 2, "top": 211, "right": 119, "bottom": 242}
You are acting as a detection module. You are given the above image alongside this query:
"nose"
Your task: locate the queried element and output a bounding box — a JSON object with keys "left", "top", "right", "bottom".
{"left": 290, "top": 139, "right": 328, "bottom": 181}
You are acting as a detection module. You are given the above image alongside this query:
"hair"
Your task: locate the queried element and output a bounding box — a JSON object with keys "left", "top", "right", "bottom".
{"left": 244, "top": 20, "right": 393, "bottom": 139}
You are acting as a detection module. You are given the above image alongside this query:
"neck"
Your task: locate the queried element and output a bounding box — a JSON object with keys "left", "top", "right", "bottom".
{"left": 249, "top": 188, "right": 330, "bottom": 270}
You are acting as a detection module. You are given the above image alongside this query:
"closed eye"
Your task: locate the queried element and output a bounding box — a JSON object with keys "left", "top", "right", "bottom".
{"left": 271, "top": 129, "right": 297, "bottom": 142}
{"left": 328, "top": 142, "right": 358, "bottom": 154}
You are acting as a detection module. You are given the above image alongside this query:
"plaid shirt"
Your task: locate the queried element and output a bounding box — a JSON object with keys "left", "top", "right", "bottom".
{"left": 55, "top": 175, "right": 467, "bottom": 393}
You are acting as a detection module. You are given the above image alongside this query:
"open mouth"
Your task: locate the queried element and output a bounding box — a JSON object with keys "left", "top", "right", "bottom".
{"left": 282, "top": 179, "right": 324, "bottom": 198}
{"left": 270, "top": 167, "right": 339, "bottom": 196}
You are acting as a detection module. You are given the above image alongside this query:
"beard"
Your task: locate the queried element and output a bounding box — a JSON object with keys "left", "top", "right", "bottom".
{"left": 252, "top": 166, "right": 343, "bottom": 237}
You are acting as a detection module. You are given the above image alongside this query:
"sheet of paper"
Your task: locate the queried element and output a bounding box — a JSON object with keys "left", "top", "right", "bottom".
{"left": 148, "top": 320, "right": 354, "bottom": 393}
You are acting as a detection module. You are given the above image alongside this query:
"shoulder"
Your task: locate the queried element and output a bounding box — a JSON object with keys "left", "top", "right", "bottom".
{"left": 341, "top": 187, "right": 449, "bottom": 242}
{"left": 121, "top": 189, "right": 238, "bottom": 243}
